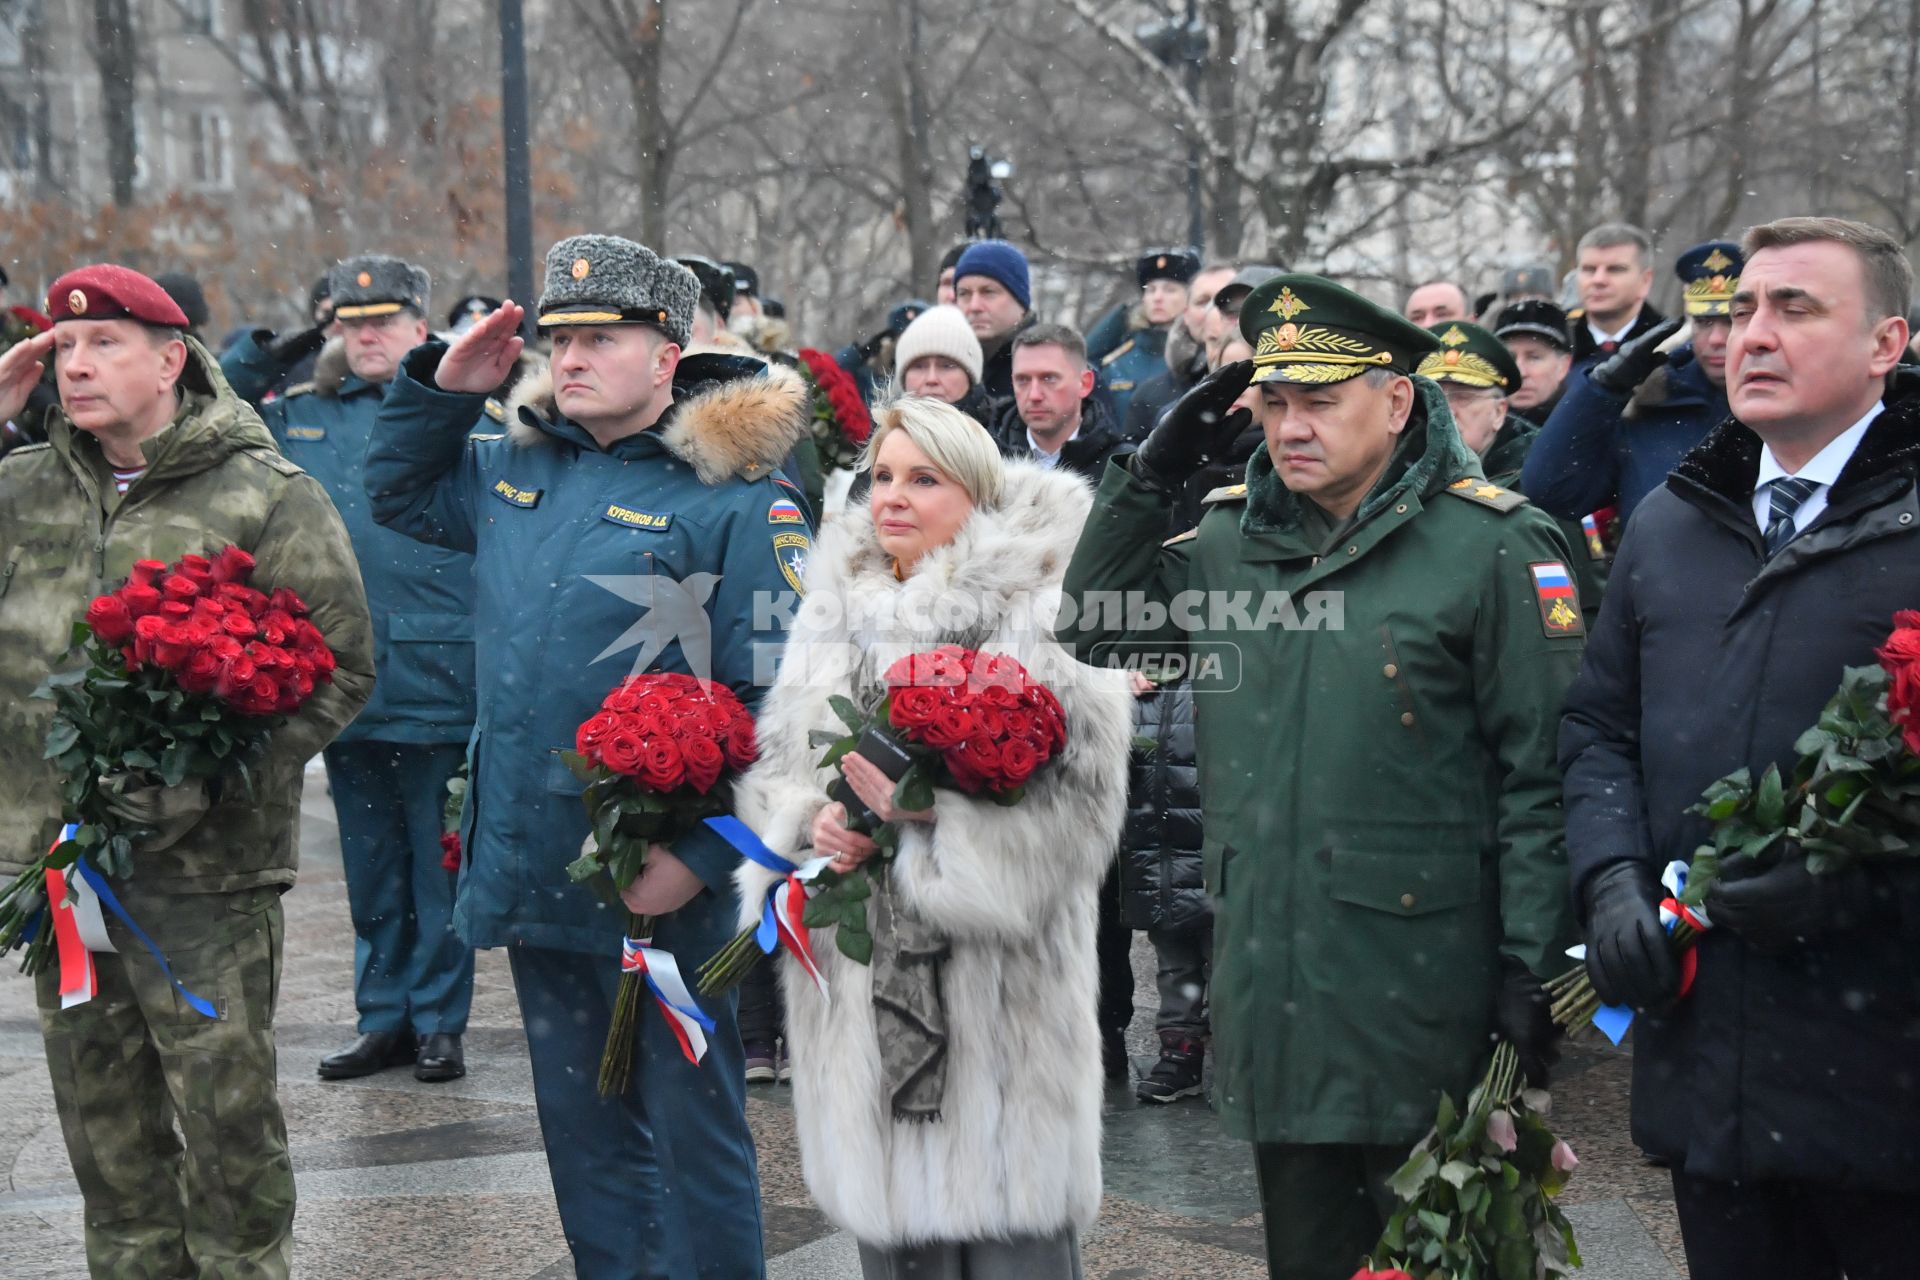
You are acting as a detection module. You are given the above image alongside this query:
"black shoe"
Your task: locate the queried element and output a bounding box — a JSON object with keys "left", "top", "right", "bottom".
{"left": 318, "top": 1029, "right": 419, "bottom": 1080}
{"left": 1103, "top": 1030, "right": 1131, "bottom": 1084}
{"left": 1136, "top": 1035, "right": 1205, "bottom": 1104}
{"left": 415, "top": 1032, "right": 466, "bottom": 1082}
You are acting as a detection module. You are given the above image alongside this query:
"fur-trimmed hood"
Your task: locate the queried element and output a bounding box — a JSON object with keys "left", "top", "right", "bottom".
{"left": 729, "top": 457, "right": 1133, "bottom": 1247}
{"left": 505, "top": 351, "right": 810, "bottom": 485}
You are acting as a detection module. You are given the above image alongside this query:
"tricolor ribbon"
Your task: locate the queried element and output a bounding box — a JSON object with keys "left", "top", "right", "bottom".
{"left": 621, "top": 937, "right": 715, "bottom": 1066}
{"left": 1573, "top": 860, "right": 1713, "bottom": 1046}
{"left": 36, "top": 825, "right": 219, "bottom": 1019}
{"left": 704, "top": 815, "right": 834, "bottom": 996}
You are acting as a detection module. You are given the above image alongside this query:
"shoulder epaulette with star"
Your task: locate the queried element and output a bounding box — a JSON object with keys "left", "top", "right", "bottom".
{"left": 1565, "top": 307, "right": 1585, "bottom": 322}
{"left": 1201, "top": 483, "right": 1247, "bottom": 506}
{"left": 1443, "top": 476, "right": 1528, "bottom": 514}
{"left": 483, "top": 397, "right": 506, "bottom": 422}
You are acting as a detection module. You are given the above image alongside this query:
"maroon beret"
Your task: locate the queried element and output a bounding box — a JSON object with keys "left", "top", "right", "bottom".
{"left": 46, "top": 265, "right": 191, "bottom": 328}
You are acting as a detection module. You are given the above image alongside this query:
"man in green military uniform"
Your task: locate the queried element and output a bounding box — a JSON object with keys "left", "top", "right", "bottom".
{"left": 1419, "top": 319, "right": 1605, "bottom": 623}
{"left": 1062, "top": 275, "right": 1581, "bottom": 1278}
{"left": 0, "top": 264, "right": 375, "bottom": 1278}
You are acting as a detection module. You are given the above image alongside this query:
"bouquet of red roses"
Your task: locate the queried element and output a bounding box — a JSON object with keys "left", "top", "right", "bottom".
{"left": 795, "top": 346, "right": 873, "bottom": 471}
{"left": 561, "top": 673, "right": 759, "bottom": 1092}
{"left": 699, "top": 646, "right": 1066, "bottom": 991}
{"left": 0, "top": 546, "right": 337, "bottom": 973}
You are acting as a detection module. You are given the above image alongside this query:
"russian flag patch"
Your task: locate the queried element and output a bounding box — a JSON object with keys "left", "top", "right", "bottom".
{"left": 768, "top": 498, "right": 806, "bottom": 525}
{"left": 1529, "top": 561, "right": 1583, "bottom": 638}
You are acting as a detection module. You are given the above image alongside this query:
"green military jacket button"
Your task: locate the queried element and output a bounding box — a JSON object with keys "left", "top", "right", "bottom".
{"left": 1400, "top": 711, "right": 1415, "bottom": 727}
{"left": 1383, "top": 663, "right": 1398, "bottom": 679}
{"left": 1346, "top": 545, "right": 1358, "bottom": 555}
{"left": 1400, "top": 892, "right": 1417, "bottom": 909}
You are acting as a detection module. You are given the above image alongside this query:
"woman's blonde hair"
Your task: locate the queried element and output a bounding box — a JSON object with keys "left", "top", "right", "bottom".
{"left": 862, "top": 396, "right": 1005, "bottom": 509}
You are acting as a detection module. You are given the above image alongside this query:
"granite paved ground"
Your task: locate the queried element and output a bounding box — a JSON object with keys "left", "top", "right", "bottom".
{"left": 0, "top": 761, "right": 1686, "bottom": 1278}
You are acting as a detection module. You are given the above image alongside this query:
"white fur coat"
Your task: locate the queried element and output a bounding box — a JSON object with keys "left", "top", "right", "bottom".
{"left": 733, "top": 459, "right": 1133, "bottom": 1248}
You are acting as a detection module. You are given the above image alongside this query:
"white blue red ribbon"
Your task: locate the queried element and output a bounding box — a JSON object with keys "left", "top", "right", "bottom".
{"left": 621, "top": 937, "right": 715, "bottom": 1065}
{"left": 1575, "top": 860, "right": 1713, "bottom": 1046}
{"left": 704, "top": 816, "right": 834, "bottom": 997}
{"left": 40, "top": 825, "right": 218, "bottom": 1019}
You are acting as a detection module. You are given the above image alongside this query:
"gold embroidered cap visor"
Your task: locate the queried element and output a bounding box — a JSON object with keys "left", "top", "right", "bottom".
{"left": 1682, "top": 275, "right": 1739, "bottom": 317}
{"left": 1241, "top": 274, "right": 1442, "bottom": 387}
{"left": 1415, "top": 320, "right": 1522, "bottom": 391}
{"left": 536, "top": 303, "right": 674, "bottom": 330}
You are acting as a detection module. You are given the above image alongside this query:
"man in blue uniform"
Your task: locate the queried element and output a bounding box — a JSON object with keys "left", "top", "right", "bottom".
{"left": 225, "top": 255, "right": 482, "bottom": 1083}
{"left": 365, "top": 235, "right": 810, "bottom": 1280}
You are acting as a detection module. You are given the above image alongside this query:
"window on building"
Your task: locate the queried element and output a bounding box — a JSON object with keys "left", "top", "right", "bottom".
{"left": 187, "top": 108, "right": 231, "bottom": 189}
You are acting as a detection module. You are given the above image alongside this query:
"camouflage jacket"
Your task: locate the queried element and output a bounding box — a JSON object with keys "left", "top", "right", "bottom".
{"left": 0, "top": 338, "right": 375, "bottom": 891}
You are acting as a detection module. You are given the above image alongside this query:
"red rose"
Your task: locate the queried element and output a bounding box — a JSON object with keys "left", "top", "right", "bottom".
{"left": 600, "top": 727, "right": 647, "bottom": 776}
{"left": 722, "top": 716, "right": 758, "bottom": 771}
{"left": 241, "top": 672, "right": 282, "bottom": 715}
{"left": 268, "top": 587, "right": 309, "bottom": 616}
{"left": 176, "top": 647, "right": 225, "bottom": 694}
{"left": 603, "top": 682, "right": 644, "bottom": 713}
{"left": 256, "top": 610, "right": 294, "bottom": 645}
{"left": 216, "top": 654, "right": 259, "bottom": 699}
{"left": 160, "top": 600, "right": 193, "bottom": 621}
{"left": 576, "top": 711, "right": 620, "bottom": 758}
{"left": 890, "top": 686, "right": 942, "bottom": 731}
{"left": 1349, "top": 1270, "right": 1416, "bottom": 1280}
{"left": 635, "top": 739, "right": 687, "bottom": 792}
{"left": 277, "top": 670, "right": 316, "bottom": 713}
{"left": 211, "top": 546, "right": 257, "bottom": 584}
{"left": 85, "top": 594, "right": 135, "bottom": 644}
{"left": 162, "top": 573, "right": 201, "bottom": 602}
{"left": 682, "top": 736, "right": 726, "bottom": 794}
{"left": 973, "top": 705, "right": 1009, "bottom": 739}
{"left": 128, "top": 559, "right": 167, "bottom": 587}
{"left": 221, "top": 610, "right": 258, "bottom": 639}
{"left": 151, "top": 622, "right": 194, "bottom": 670}
{"left": 943, "top": 734, "right": 999, "bottom": 794}
{"left": 918, "top": 702, "right": 976, "bottom": 750}
{"left": 999, "top": 738, "right": 1040, "bottom": 788}
{"left": 174, "top": 554, "right": 215, "bottom": 584}
{"left": 119, "top": 583, "right": 164, "bottom": 617}
{"left": 439, "top": 831, "right": 462, "bottom": 872}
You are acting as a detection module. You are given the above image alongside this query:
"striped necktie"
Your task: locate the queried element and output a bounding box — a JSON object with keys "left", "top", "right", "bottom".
{"left": 1763, "top": 475, "right": 1820, "bottom": 557}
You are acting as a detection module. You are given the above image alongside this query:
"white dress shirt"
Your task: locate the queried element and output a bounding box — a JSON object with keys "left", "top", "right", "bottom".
{"left": 1587, "top": 318, "right": 1639, "bottom": 349}
{"left": 1750, "top": 400, "right": 1882, "bottom": 537}
{"left": 1026, "top": 425, "right": 1079, "bottom": 468}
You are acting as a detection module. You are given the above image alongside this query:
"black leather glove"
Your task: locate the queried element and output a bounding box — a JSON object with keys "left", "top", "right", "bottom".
{"left": 1582, "top": 861, "right": 1680, "bottom": 1010}
{"left": 265, "top": 323, "right": 328, "bottom": 369}
{"left": 1587, "top": 316, "right": 1684, "bottom": 395}
{"left": 1493, "top": 956, "right": 1560, "bottom": 1086}
{"left": 1703, "top": 856, "right": 1883, "bottom": 951}
{"left": 1133, "top": 359, "right": 1255, "bottom": 489}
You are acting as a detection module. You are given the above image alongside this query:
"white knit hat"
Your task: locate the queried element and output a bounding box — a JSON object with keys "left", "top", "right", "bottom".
{"left": 894, "top": 304, "right": 983, "bottom": 386}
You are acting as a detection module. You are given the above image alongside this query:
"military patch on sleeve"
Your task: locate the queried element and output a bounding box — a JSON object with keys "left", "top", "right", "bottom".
{"left": 602, "top": 504, "right": 672, "bottom": 530}
{"left": 283, "top": 424, "right": 326, "bottom": 442}
{"left": 483, "top": 397, "right": 507, "bottom": 422}
{"left": 490, "top": 478, "right": 542, "bottom": 508}
{"left": 1529, "top": 561, "right": 1585, "bottom": 638}
{"left": 1201, "top": 483, "right": 1247, "bottom": 506}
{"left": 768, "top": 497, "right": 805, "bottom": 525}
{"left": 1444, "top": 476, "right": 1527, "bottom": 513}
{"left": 773, "top": 531, "right": 810, "bottom": 594}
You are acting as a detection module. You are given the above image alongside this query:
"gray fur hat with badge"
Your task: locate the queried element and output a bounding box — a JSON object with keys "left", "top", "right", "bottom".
{"left": 537, "top": 234, "right": 700, "bottom": 347}
{"left": 329, "top": 254, "right": 431, "bottom": 319}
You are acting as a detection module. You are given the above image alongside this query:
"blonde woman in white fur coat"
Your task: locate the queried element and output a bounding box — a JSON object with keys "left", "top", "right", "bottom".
{"left": 732, "top": 397, "right": 1133, "bottom": 1280}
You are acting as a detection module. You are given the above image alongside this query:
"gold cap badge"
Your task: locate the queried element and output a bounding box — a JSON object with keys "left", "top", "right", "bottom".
{"left": 68, "top": 289, "right": 86, "bottom": 315}
{"left": 571, "top": 258, "right": 591, "bottom": 281}
{"left": 1702, "top": 248, "right": 1734, "bottom": 272}
{"left": 1156, "top": 255, "right": 1167, "bottom": 269}
{"left": 356, "top": 270, "right": 373, "bottom": 287}
{"left": 1268, "top": 286, "right": 1308, "bottom": 321}
{"left": 1439, "top": 325, "right": 1469, "bottom": 346}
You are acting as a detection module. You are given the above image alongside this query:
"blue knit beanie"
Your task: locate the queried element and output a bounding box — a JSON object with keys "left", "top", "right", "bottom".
{"left": 953, "top": 240, "right": 1031, "bottom": 310}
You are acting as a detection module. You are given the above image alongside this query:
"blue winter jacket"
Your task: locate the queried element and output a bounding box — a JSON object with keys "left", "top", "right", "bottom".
{"left": 1520, "top": 343, "right": 1729, "bottom": 523}
{"left": 224, "top": 332, "right": 482, "bottom": 744}
{"left": 364, "top": 344, "right": 813, "bottom": 956}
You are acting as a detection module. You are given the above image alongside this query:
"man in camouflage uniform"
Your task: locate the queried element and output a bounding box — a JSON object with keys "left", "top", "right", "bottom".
{"left": 0, "top": 264, "right": 374, "bottom": 1278}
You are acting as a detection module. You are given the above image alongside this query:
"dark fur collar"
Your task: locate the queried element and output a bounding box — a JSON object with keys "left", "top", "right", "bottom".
{"left": 1670, "top": 369, "right": 1920, "bottom": 506}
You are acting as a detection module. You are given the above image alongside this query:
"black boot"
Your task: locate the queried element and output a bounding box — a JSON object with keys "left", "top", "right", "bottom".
{"left": 1136, "top": 1034, "right": 1205, "bottom": 1104}
{"left": 415, "top": 1033, "right": 466, "bottom": 1082}
{"left": 318, "top": 1029, "right": 419, "bottom": 1080}
{"left": 1103, "top": 1029, "right": 1132, "bottom": 1084}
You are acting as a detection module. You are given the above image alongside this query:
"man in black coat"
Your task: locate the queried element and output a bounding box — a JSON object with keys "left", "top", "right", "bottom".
{"left": 988, "top": 321, "right": 1126, "bottom": 485}
{"left": 1561, "top": 215, "right": 1920, "bottom": 1280}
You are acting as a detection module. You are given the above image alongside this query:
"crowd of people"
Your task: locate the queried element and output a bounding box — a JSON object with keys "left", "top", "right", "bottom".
{"left": 0, "top": 209, "right": 1915, "bottom": 1280}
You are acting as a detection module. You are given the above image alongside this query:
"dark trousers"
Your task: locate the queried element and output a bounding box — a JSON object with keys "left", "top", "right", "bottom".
{"left": 1148, "top": 916, "right": 1211, "bottom": 1037}
{"left": 737, "top": 955, "right": 784, "bottom": 1047}
{"left": 1097, "top": 865, "right": 1135, "bottom": 1043}
{"left": 1671, "top": 1169, "right": 1917, "bottom": 1280}
{"left": 509, "top": 940, "right": 764, "bottom": 1279}
{"left": 325, "top": 740, "right": 474, "bottom": 1035}
{"left": 1252, "top": 1142, "right": 1402, "bottom": 1280}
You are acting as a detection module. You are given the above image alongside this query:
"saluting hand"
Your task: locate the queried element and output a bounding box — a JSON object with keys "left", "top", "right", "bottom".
{"left": 0, "top": 329, "right": 55, "bottom": 426}
{"left": 436, "top": 300, "right": 526, "bottom": 395}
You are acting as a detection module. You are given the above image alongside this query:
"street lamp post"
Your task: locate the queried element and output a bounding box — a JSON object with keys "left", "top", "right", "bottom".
{"left": 1137, "top": 5, "right": 1208, "bottom": 255}
{"left": 499, "top": 0, "right": 534, "bottom": 333}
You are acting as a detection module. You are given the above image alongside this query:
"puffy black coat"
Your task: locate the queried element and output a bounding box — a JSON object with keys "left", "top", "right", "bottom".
{"left": 1118, "top": 681, "right": 1207, "bottom": 932}
{"left": 987, "top": 394, "right": 1127, "bottom": 485}
{"left": 1560, "top": 371, "right": 1920, "bottom": 1191}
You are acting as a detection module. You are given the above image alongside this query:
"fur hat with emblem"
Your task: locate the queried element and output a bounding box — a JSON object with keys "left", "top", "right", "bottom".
{"left": 537, "top": 235, "right": 700, "bottom": 347}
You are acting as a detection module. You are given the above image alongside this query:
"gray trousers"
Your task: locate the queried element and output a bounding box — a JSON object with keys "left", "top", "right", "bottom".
{"left": 857, "top": 1228, "right": 1083, "bottom": 1280}
{"left": 1149, "top": 917, "right": 1212, "bottom": 1037}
